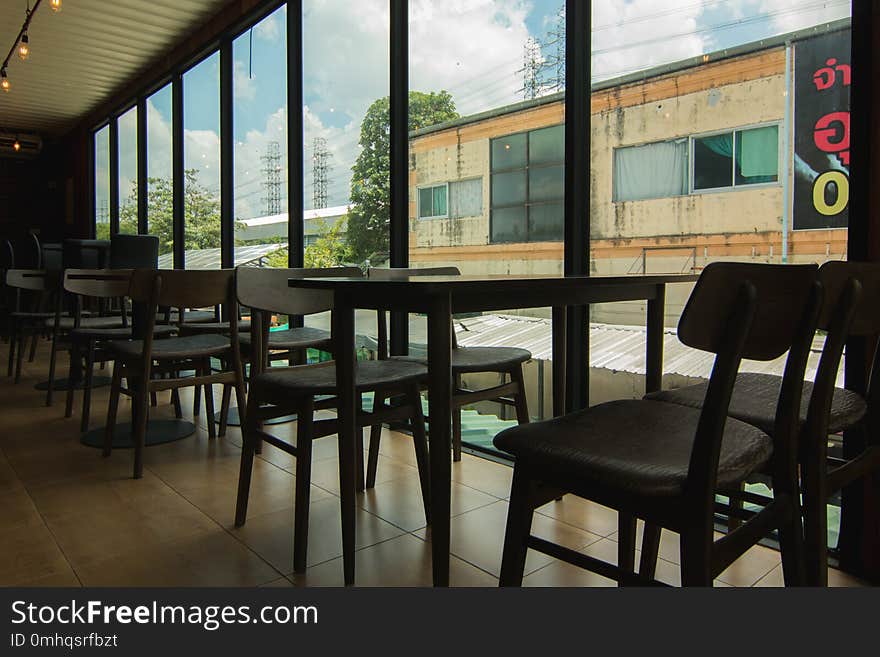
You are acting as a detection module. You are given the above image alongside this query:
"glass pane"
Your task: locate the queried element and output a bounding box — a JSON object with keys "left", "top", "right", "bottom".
{"left": 528, "top": 164, "right": 564, "bottom": 203}
{"left": 491, "top": 170, "right": 527, "bottom": 207}
{"left": 117, "top": 107, "right": 138, "bottom": 235}
{"left": 491, "top": 206, "right": 526, "bottom": 243}
{"left": 234, "top": 6, "right": 289, "bottom": 268}
{"left": 693, "top": 134, "right": 733, "bottom": 190}
{"left": 491, "top": 133, "right": 527, "bottom": 170}
{"left": 418, "top": 187, "right": 432, "bottom": 218}
{"left": 449, "top": 178, "right": 482, "bottom": 218}
{"left": 613, "top": 140, "right": 688, "bottom": 202}
{"left": 433, "top": 185, "right": 447, "bottom": 217}
{"left": 146, "top": 83, "right": 174, "bottom": 262}
{"left": 736, "top": 125, "right": 779, "bottom": 185}
{"left": 528, "top": 203, "right": 563, "bottom": 242}
{"left": 529, "top": 124, "right": 564, "bottom": 165}
{"left": 94, "top": 125, "right": 110, "bottom": 239}
{"left": 183, "top": 53, "right": 221, "bottom": 269}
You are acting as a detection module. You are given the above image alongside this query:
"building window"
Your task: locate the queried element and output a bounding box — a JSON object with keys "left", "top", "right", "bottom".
{"left": 692, "top": 124, "right": 780, "bottom": 191}
{"left": 418, "top": 184, "right": 448, "bottom": 219}
{"left": 613, "top": 139, "right": 688, "bottom": 202}
{"left": 490, "top": 124, "right": 563, "bottom": 243}
{"left": 449, "top": 178, "right": 482, "bottom": 218}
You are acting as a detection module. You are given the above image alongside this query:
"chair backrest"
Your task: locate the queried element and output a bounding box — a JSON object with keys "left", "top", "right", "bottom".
{"left": 237, "top": 266, "right": 362, "bottom": 316}
{"left": 64, "top": 269, "right": 132, "bottom": 299}
{"left": 368, "top": 266, "right": 462, "bottom": 357}
{"left": 817, "top": 261, "right": 880, "bottom": 336}
{"left": 41, "top": 242, "right": 63, "bottom": 271}
{"left": 1, "top": 240, "right": 13, "bottom": 270}
{"left": 129, "top": 269, "right": 235, "bottom": 309}
{"left": 110, "top": 234, "right": 159, "bottom": 270}
{"left": 63, "top": 239, "right": 110, "bottom": 270}
{"left": 5, "top": 269, "right": 54, "bottom": 292}
{"left": 678, "top": 262, "right": 819, "bottom": 361}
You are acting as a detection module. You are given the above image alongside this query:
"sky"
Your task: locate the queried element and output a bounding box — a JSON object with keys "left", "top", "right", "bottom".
{"left": 98, "top": 0, "right": 852, "bottom": 225}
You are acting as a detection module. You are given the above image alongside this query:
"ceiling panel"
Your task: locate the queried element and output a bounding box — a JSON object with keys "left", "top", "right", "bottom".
{"left": 0, "top": 0, "right": 230, "bottom": 136}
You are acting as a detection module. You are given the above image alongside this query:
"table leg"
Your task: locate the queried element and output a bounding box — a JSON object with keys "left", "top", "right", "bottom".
{"left": 428, "top": 293, "right": 453, "bottom": 587}
{"left": 551, "top": 306, "right": 567, "bottom": 417}
{"left": 332, "top": 295, "right": 357, "bottom": 586}
{"left": 645, "top": 284, "right": 666, "bottom": 395}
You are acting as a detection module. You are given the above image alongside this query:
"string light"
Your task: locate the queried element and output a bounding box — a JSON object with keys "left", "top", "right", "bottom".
{"left": 18, "top": 33, "right": 29, "bottom": 61}
{"left": 1, "top": 0, "right": 63, "bottom": 95}
{"left": 49, "top": 0, "right": 61, "bottom": 11}
{"left": 1, "top": 69, "right": 9, "bottom": 93}
{"left": 13, "top": 138, "right": 21, "bottom": 152}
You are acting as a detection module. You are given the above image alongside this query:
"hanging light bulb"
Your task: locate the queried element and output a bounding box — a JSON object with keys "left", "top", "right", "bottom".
{"left": 18, "top": 33, "right": 29, "bottom": 61}
{"left": 1, "top": 69, "right": 9, "bottom": 93}
{"left": 49, "top": 0, "right": 62, "bottom": 12}
{"left": 13, "top": 138, "right": 21, "bottom": 153}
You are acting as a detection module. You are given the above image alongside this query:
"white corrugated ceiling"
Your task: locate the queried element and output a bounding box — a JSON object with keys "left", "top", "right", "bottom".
{"left": 0, "top": 0, "right": 229, "bottom": 135}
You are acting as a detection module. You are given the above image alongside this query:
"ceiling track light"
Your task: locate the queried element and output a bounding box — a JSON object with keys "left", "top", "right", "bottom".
{"left": 1, "top": 0, "right": 62, "bottom": 95}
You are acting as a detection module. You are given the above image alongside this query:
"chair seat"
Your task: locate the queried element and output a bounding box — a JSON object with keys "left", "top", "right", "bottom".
{"left": 45, "top": 315, "right": 125, "bottom": 330}
{"left": 645, "top": 372, "right": 867, "bottom": 435}
{"left": 493, "top": 399, "right": 772, "bottom": 497}
{"left": 393, "top": 346, "right": 531, "bottom": 373}
{"left": 250, "top": 360, "right": 427, "bottom": 403}
{"left": 161, "top": 309, "right": 216, "bottom": 324}
{"left": 108, "top": 333, "right": 231, "bottom": 361}
{"left": 70, "top": 325, "right": 177, "bottom": 340}
{"left": 178, "top": 320, "right": 251, "bottom": 334}
{"left": 239, "top": 326, "right": 332, "bottom": 349}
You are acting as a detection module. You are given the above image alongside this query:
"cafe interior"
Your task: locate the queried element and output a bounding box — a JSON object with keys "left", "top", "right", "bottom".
{"left": 0, "top": 0, "right": 877, "bottom": 588}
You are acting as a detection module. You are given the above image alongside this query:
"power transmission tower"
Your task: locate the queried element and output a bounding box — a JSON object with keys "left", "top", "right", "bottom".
{"left": 97, "top": 201, "right": 109, "bottom": 225}
{"left": 543, "top": 5, "right": 566, "bottom": 93}
{"left": 312, "top": 137, "right": 332, "bottom": 210}
{"left": 261, "top": 141, "right": 283, "bottom": 215}
{"left": 518, "top": 37, "right": 543, "bottom": 100}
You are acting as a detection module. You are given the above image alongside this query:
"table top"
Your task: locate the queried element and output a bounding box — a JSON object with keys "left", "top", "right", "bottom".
{"left": 288, "top": 273, "right": 699, "bottom": 313}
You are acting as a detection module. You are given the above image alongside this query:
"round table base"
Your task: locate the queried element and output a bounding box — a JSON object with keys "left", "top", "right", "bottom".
{"left": 35, "top": 376, "right": 111, "bottom": 392}
{"left": 80, "top": 419, "right": 196, "bottom": 449}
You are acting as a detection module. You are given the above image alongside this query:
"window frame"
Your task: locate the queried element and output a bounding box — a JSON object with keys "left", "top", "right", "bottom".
{"left": 489, "top": 123, "right": 565, "bottom": 244}
{"left": 417, "top": 182, "right": 450, "bottom": 220}
{"left": 689, "top": 121, "right": 782, "bottom": 195}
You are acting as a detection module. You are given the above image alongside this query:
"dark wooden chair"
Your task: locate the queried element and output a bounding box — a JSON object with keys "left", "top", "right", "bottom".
{"left": 216, "top": 266, "right": 360, "bottom": 436}
{"left": 647, "top": 260, "right": 880, "bottom": 585}
{"left": 5, "top": 269, "right": 58, "bottom": 383}
{"left": 233, "top": 266, "right": 431, "bottom": 576}
{"left": 366, "top": 266, "right": 531, "bottom": 473}
{"left": 103, "top": 269, "right": 247, "bottom": 479}
{"left": 493, "top": 262, "right": 821, "bottom": 587}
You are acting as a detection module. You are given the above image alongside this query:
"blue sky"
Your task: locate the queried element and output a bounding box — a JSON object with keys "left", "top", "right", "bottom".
{"left": 100, "top": 0, "right": 851, "bottom": 222}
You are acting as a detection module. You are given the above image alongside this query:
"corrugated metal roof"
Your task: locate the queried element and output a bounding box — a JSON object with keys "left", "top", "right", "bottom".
{"left": 156, "top": 243, "right": 282, "bottom": 269}
{"left": 454, "top": 314, "right": 839, "bottom": 385}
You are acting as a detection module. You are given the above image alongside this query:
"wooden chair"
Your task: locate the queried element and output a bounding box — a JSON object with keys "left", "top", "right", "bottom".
{"left": 216, "top": 266, "right": 360, "bottom": 436}
{"left": 366, "top": 266, "right": 531, "bottom": 474}
{"left": 494, "top": 262, "right": 821, "bottom": 587}
{"left": 5, "top": 269, "right": 57, "bottom": 383}
{"left": 647, "top": 260, "right": 880, "bottom": 585}
{"left": 61, "top": 269, "right": 176, "bottom": 432}
{"left": 103, "top": 269, "right": 246, "bottom": 479}
{"left": 233, "top": 266, "right": 431, "bottom": 576}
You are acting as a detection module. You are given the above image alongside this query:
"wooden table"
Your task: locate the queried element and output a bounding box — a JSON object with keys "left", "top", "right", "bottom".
{"left": 289, "top": 273, "right": 699, "bottom": 586}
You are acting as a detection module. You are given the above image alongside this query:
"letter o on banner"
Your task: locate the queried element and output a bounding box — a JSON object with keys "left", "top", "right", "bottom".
{"left": 813, "top": 170, "right": 850, "bottom": 216}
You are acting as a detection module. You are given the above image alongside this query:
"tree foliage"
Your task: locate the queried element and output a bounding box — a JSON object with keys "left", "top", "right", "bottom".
{"left": 263, "top": 216, "right": 353, "bottom": 269}
{"left": 347, "top": 91, "right": 459, "bottom": 263}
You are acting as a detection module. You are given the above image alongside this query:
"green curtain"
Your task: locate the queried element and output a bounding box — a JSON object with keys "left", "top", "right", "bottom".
{"left": 738, "top": 126, "right": 778, "bottom": 178}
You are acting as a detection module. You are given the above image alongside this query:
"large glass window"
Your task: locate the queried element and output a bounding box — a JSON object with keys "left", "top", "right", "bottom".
{"left": 490, "top": 124, "right": 564, "bottom": 244}
{"left": 117, "top": 106, "right": 138, "bottom": 235}
{"left": 233, "top": 5, "right": 289, "bottom": 268}
{"left": 146, "top": 83, "right": 174, "bottom": 261}
{"left": 183, "top": 53, "right": 222, "bottom": 269}
{"left": 93, "top": 125, "right": 110, "bottom": 239}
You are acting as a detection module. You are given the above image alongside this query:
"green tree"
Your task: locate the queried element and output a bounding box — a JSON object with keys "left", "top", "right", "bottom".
{"left": 116, "top": 169, "right": 222, "bottom": 255}
{"left": 263, "top": 216, "right": 353, "bottom": 269}
{"left": 348, "top": 90, "right": 459, "bottom": 263}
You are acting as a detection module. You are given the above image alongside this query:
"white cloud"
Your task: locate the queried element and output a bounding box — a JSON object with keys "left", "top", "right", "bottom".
{"left": 756, "top": 0, "right": 849, "bottom": 34}
{"left": 234, "top": 60, "right": 257, "bottom": 101}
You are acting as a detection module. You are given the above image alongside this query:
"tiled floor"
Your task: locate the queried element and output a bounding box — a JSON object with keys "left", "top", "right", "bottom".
{"left": 0, "top": 342, "right": 869, "bottom": 587}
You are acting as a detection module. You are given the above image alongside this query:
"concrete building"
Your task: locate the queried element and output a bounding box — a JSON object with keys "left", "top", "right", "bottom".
{"left": 407, "top": 19, "right": 851, "bottom": 326}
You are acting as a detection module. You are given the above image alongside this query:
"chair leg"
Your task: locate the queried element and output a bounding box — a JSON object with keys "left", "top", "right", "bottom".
{"left": 193, "top": 383, "right": 201, "bottom": 416}
{"left": 7, "top": 320, "right": 17, "bottom": 377}
{"left": 218, "top": 384, "right": 232, "bottom": 437}
{"left": 356, "top": 427, "right": 365, "bottom": 492}
{"left": 639, "top": 524, "right": 662, "bottom": 580}
{"left": 617, "top": 512, "right": 637, "bottom": 586}
{"left": 679, "top": 528, "right": 713, "bottom": 587}
{"left": 293, "top": 397, "right": 315, "bottom": 574}
{"left": 103, "top": 362, "right": 123, "bottom": 457}
{"left": 407, "top": 386, "right": 431, "bottom": 524}
{"left": 453, "top": 374, "right": 462, "bottom": 462}
{"left": 727, "top": 481, "right": 745, "bottom": 533}
{"left": 80, "top": 340, "right": 96, "bottom": 433}
{"left": 15, "top": 327, "right": 26, "bottom": 382}
{"left": 777, "top": 488, "right": 807, "bottom": 587}
{"left": 511, "top": 365, "right": 531, "bottom": 424}
{"left": 65, "top": 342, "right": 79, "bottom": 419}
{"left": 131, "top": 379, "right": 150, "bottom": 479}
{"left": 203, "top": 360, "right": 216, "bottom": 440}
{"left": 27, "top": 331, "right": 37, "bottom": 362}
{"left": 366, "top": 392, "right": 386, "bottom": 488}
{"left": 499, "top": 464, "right": 536, "bottom": 587}
{"left": 171, "top": 388, "right": 183, "bottom": 418}
{"left": 45, "top": 331, "right": 59, "bottom": 407}
{"left": 234, "top": 392, "right": 262, "bottom": 527}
